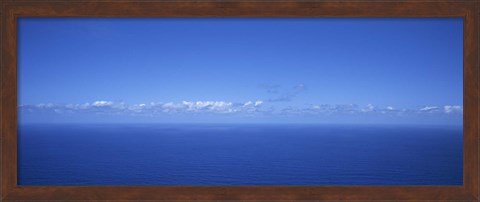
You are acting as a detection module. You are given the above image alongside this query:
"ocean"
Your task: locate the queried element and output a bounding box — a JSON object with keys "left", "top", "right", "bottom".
{"left": 17, "top": 124, "right": 463, "bottom": 185}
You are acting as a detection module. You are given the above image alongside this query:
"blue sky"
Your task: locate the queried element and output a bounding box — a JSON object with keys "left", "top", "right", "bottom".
{"left": 18, "top": 17, "right": 463, "bottom": 124}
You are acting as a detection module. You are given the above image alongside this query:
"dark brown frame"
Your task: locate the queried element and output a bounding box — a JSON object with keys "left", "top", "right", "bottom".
{"left": 1, "top": 0, "right": 478, "bottom": 201}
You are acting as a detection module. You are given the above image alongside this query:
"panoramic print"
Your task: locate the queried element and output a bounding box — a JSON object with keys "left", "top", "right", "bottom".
{"left": 18, "top": 18, "right": 463, "bottom": 185}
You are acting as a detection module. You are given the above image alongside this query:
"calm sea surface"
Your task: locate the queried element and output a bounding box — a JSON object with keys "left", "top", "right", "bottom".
{"left": 18, "top": 124, "right": 462, "bottom": 185}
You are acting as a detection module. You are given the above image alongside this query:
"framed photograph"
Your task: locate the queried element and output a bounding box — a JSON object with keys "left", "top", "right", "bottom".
{"left": 1, "top": 0, "right": 479, "bottom": 201}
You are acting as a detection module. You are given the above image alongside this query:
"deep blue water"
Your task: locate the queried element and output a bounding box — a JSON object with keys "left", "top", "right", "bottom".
{"left": 18, "top": 124, "right": 463, "bottom": 185}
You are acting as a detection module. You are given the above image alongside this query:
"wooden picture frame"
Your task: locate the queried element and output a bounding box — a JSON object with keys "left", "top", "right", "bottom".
{"left": 1, "top": 0, "right": 478, "bottom": 201}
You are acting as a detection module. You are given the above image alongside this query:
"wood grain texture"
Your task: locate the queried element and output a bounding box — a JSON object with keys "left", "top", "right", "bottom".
{"left": 0, "top": 0, "right": 4, "bottom": 200}
{"left": 2, "top": 0, "right": 18, "bottom": 201}
{"left": 3, "top": 185, "right": 477, "bottom": 201}
{"left": 1, "top": 0, "right": 479, "bottom": 201}
{"left": 1, "top": 1, "right": 475, "bottom": 17}
{"left": 464, "top": 2, "right": 480, "bottom": 201}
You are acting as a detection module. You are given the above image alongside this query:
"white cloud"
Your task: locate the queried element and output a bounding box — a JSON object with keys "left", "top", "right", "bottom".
{"left": 420, "top": 106, "right": 440, "bottom": 112}
{"left": 157, "top": 100, "right": 264, "bottom": 114}
{"left": 243, "top": 101, "right": 253, "bottom": 107}
{"left": 243, "top": 100, "right": 263, "bottom": 107}
{"left": 361, "top": 104, "right": 375, "bottom": 112}
{"left": 163, "top": 102, "right": 181, "bottom": 108}
{"left": 128, "top": 103, "right": 147, "bottom": 112}
{"left": 36, "top": 103, "right": 55, "bottom": 108}
{"left": 444, "top": 105, "right": 462, "bottom": 113}
{"left": 92, "top": 101, "right": 113, "bottom": 107}
{"left": 181, "top": 101, "right": 235, "bottom": 113}
{"left": 18, "top": 101, "right": 463, "bottom": 117}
